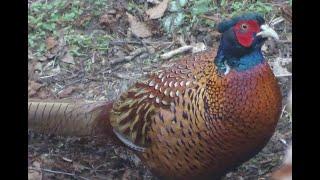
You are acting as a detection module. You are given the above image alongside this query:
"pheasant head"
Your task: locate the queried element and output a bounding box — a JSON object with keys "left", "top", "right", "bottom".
{"left": 215, "top": 13, "right": 279, "bottom": 74}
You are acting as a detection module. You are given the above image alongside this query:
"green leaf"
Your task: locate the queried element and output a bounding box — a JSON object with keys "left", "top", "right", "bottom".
{"left": 50, "top": 13, "right": 60, "bottom": 22}
{"left": 162, "top": 12, "right": 185, "bottom": 33}
{"left": 169, "top": 1, "right": 181, "bottom": 12}
{"left": 42, "top": 23, "right": 56, "bottom": 31}
{"left": 28, "top": 38, "right": 34, "bottom": 47}
{"left": 191, "top": 0, "right": 212, "bottom": 15}
{"left": 63, "top": 12, "right": 76, "bottom": 21}
{"left": 192, "top": 5, "right": 209, "bottom": 15}
{"left": 38, "top": 43, "right": 46, "bottom": 53}
{"left": 205, "top": 19, "right": 215, "bottom": 28}
{"left": 163, "top": 15, "right": 174, "bottom": 32}
{"left": 173, "top": 12, "right": 185, "bottom": 27}
{"left": 178, "top": 0, "right": 188, "bottom": 7}
{"left": 28, "top": 15, "right": 36, "bottom": 24}
{"left": 220, "top": 0, "right": 227, "bottom": 6}
{"left": 46, "top": 4, "right": 53, "bottom": 10}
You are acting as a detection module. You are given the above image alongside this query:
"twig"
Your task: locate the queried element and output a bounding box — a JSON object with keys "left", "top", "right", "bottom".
{"left": 109, "top": 40, "right": 143, "bottom": 46}
{"left": 91, "top": 51, "right": 96, "bottom": 64}
{"left": 200, "top": 15, "right": 221, "bottom": 22}
{"left": 280, "top": 104, "right": 287, "bottom": 118}
{"left": 142, "top": 39, "right": 173, "bottom": 46}
{"left": 147, "top": 0, "right": 160, "bottom": 4}
{"left": 130, "top": 31, "right": 150, "bottom": 49}
{"left": 29, "top": 167, "right": 90, "bottom": 180}
{"left": 39, "top": 74, "right": 58, "bottom": 79}
{"left": 275, "top": 73, "right": 292, "bottom": 77}
{"left": 264, "top": 2, "right": 290, "bottom": 7}
{"left": 278, "top": 40, "right": 292, "bottom": 44}
{"left": 65, "top": 79, "right": 84, "bottom": 87}
{"left": 113, "top": 73, "right": 134, "bottom": 80}
{"left": 109, "top": 47, "right": 148, "bottom": 66}
{"left": 160, "top": 45, "right": 193, "bottom": 60}
{"left": 161, "top": 42, "right": 175, "bottom": 53}
{"left": 110, "top": 38, "right": 173, "bottom": 46}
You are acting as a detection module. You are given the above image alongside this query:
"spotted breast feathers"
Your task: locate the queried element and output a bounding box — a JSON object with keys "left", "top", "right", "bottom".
{"left": 109, "top": 49, "right": 217, "bottom": 151}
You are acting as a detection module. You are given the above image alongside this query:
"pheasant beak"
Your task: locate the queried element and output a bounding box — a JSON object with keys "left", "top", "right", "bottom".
{"left": 256, "top": 24, "right": 279, "bottom": 41}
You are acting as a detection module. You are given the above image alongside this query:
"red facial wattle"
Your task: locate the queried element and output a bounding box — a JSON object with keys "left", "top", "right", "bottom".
{"left": 233, "top": 20, "right": 260, "bottom": 47}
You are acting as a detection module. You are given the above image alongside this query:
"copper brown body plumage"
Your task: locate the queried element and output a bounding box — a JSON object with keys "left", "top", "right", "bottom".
{"left": 109, "top": 49, "right": 281, "bottom": 179}
{"left": 28, "top": 13, "right": 282, "bottom": 179}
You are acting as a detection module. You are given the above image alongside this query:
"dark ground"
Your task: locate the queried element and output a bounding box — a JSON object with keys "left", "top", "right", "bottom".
{"left": 28, "top": 0, "right": 292, "bottom": 179}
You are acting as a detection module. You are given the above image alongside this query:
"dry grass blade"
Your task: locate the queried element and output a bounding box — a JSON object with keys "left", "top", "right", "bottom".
{"left": 29, "top": 168, "right": 90, "bottom": 180}
{"left": 109, "top": 47, "right": 149, "bottom": 66}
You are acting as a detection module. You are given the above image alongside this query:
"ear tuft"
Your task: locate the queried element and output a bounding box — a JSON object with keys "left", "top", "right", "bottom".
{"left": 217, "top": 12, "right": 265, "bottom": 33}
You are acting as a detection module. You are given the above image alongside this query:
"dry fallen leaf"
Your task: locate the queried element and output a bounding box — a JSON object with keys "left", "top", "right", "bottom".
{"left": 58, "top": 86, "right": 78, "bottom": 98}
{"left": 99, "top": 14, "right": 117, "bottom": 26}
{"left": 28, "top": 61, "right": 42, "bottom": 81}
{"left": 126, "top": 13, "right": 152, "bottom": 38}
{"left": 28, "top": 80, "right": 43, "bottom": 97}
{"left": 121, "top": 169, "right": 140, "bottom": 180}
{"left": 146, "top": 0, "right": 169, "bottom": 19}
{"left": 38, "top": 88, "right": 54, "bottom": 99}
{"left": 28, "top": 161, "right": 42, "bottom": 180}
{"left": 45, "top": 37, "right": 58, "bottom": 50}
{"left": 75, "top": 13, "right": 93, "bottom": 27}
{"left": 61, "top": 53, "right": 75, "bottom": 64}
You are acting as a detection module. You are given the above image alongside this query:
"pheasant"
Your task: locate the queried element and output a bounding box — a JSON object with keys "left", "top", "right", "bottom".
{"left": 29, "top": 13, "right": 282, "bottom": 179}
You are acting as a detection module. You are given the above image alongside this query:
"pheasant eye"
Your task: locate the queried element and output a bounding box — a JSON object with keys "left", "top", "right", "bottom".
{"left": 241, "top": 24, "right": 248, "bottom": 30}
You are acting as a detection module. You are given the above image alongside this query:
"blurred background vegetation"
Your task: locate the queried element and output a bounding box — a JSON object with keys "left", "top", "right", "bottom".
{"left": 28, "top": 0, "right": 291, "bottom": 64}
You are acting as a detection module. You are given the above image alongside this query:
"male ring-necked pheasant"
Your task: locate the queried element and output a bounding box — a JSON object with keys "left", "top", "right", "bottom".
{"left": 29, "top": 13, "right": 282, "bottom": 179}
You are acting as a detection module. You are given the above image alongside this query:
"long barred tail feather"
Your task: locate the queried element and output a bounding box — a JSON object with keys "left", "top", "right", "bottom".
{"left": 28, "top": 99, "right": 115, "bottom": 138}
